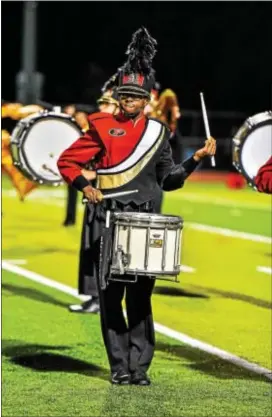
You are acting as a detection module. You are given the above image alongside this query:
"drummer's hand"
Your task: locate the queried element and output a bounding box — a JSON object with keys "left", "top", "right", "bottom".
{"left": 82, "top": 185, "right": 103, "bottom": 204}
{"left": 193, "top": 137, "right": 216, "bottom": 161}
{"left": 81, "top": 169, "right": 97, "bottom": 181}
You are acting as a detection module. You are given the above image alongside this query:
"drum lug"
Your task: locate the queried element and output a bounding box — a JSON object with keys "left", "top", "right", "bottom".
{"left": 115, "top": 245, "right": 130, "bottom": 274}
{"left": 122, "top": 252, "right": 131, "bottom": 267}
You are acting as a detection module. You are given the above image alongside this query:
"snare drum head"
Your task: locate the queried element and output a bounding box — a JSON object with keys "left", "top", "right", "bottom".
{"left": 10, "top": 111, "right": 83, "bottom": 185}
{"left": 114, "top": 212, "right": 183, "bottom": 225}
{"left": 233, "top": 111, "right": 272, "bottom": 187}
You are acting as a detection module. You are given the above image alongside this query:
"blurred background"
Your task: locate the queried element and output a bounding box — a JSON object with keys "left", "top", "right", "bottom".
{"left": 2, "top": 1, "right": 272, "bottom": 170}
{"left": 1, "top": 2, "right": 272, "bottom": 417}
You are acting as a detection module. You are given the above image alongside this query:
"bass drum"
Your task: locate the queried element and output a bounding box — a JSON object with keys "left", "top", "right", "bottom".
{"left": 232, "top": 111, "right": 272, "bottom": 188}
{"left": 10, "top": 108, "right": 83, "bottom": 186}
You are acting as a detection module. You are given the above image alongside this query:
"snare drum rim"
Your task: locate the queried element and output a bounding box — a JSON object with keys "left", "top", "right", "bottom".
{"left": 232, "top": 111, "right": 272, "bottom": 188}
{"left": 110, "top": 267, "right": 180, "bottom": 277}
{"left": 114, "top": 211, "right": 183, "bottom": 226}
{"left": 10, "top": 111, "right": 83, "bottom": 185}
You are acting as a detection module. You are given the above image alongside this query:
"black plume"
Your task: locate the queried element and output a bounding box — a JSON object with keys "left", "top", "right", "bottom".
{"left": 123, "top": 27, "right": 157, "bottom": 75}
{"left": 101, "top": 71, "right": 119, "bottom": 93}
{"left": 101, "top": 65, "right": 128, "bottom": 93}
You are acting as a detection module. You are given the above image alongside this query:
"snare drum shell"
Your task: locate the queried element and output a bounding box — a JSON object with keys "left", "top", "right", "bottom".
{"left": 111, "top": 212, "right": 183, "bottom": 276}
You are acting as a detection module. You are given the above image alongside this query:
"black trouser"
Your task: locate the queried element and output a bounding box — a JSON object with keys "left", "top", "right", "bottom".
{"left": 154, "top": 188, "right": 163, "bottom": 213}
{"left": 78, "top": 205, "right": 99, "bottom": 297}
{"left": 63, "top": 185, "right": 78, "bottom": 225}
{"left": 98, "top": 276, "right": 156, "bottom": 374}
{"left": 83, "top": 201, "right": 157, "bottom": 374}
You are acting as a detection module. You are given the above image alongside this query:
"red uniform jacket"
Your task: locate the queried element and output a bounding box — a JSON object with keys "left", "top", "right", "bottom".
{"left": 57, "top": 111, "right": 199, "bottom": 198}
{"left": 254, "top": 156, "right": 272, "bottom": 194}
{"left": 58, "top": 112, "right": 168, "bottom": 191}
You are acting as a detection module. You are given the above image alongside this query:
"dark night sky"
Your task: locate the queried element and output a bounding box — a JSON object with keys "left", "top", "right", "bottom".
{"left": 2, "top": 1, "right": 272, "bottom": 113}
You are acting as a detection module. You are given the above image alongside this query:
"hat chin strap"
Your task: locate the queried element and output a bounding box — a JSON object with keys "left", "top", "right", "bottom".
{"left": 120, "top": 105, "right": 142, "bottom": 119}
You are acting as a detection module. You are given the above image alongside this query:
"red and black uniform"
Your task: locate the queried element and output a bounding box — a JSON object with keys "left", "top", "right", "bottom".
{"left": 254, "top": 156, "right": 272, "bottom": 194}
{"left": 57, "top": 111, "right": 199, "bottom": 377}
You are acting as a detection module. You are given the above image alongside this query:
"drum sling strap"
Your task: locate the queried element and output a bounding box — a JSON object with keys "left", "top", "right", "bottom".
{"left": 99, "top": 210, "right": 113, "bottom": 290}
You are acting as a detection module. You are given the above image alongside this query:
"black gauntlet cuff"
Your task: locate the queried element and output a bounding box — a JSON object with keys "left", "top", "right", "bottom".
{"left": 72, "top": 175, "right": 90, "bottom": 191}
{"left": 182, "top": 156, "right": 200, "bottom": 176}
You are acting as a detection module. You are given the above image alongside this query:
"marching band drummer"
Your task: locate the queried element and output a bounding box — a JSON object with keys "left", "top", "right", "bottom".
{"left": 254, "top": 156, "right": 272, "bottom": 194}
{"left": 57, "top": 27, "right": 216, "bottom": 386}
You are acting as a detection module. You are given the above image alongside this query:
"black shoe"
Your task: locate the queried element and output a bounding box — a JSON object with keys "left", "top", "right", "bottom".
{"left": 130, "top": 371, "right": 151, "bottom": 386}
{"left": 68, "top": 297, "right": 100, "bottom": 314}
{"left": 111, "top": 370, "right": 130, "bottom": 385}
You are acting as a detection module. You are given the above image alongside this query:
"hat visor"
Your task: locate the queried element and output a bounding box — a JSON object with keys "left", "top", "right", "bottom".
{"left": 117, "top": 85, "right": 150, "bottom": 98}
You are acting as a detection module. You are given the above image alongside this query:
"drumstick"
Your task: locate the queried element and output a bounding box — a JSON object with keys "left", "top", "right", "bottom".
{"left": 200, "top": 92, "right": 216, "bottom": 167}
{"left": 82, "top": 189, "right": 139, "bottom": 204}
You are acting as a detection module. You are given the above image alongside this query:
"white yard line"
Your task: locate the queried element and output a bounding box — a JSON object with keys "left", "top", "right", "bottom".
{"left": 188, "top": 222, "right": 272, "bottom": 244}
{"left": 2, "top": 261, "right": 271, "bottom": 381}
{"left": 180, "top": 265, "right": 195, "bottom": 273}
{"left": 256, "top": 266, "right": 272, "bottom": 275}
{"left": 2, "top": 259, "right": 27, "bottom": 265}
{"left": 4, "top": 188, "right": 270, "bottom": 211}
{"left": 2, "top": 189, "right": 66, "bottom": 199}
{"left": 2, "top": 189, "right": 82, "bottom": 209}
{"left": 171, "top": 191, "right": 271, "bottom": 211}
{"left": 3, "top": 189, "right": 271, "bottom": 244}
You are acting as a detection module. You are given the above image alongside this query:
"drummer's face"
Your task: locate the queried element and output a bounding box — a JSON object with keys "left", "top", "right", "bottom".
{"left": 119, "top": 94, "right": 149, "bottom": 115}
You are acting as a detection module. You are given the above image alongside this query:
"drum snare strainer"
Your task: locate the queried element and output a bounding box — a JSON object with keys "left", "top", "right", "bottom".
{"left": 109, "top": 212, "right": 183, "bottom": 283}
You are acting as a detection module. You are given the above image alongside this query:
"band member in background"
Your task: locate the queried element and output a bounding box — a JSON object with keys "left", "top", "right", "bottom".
{"left": 144, "top": 83, "right": 182, "bottom": 212}
{"left": 1, "top": 103, "right": 42, "bottom": 201}
{"left": 145, "top": 84, "right": 181, "bottom": 138}
{"left": 97, "top": 89, "right": 120, "bottom": 116}
{"left": 68, "top": 89, "right": 120, "bottom": 313}
{"left": 57, "top": 27, "right": 216, "bottom": 386}
{"left": 62, "top": 105, "right": 90, "bottom": 226}
{"left": 254, "top": 156, "right": 272, "bottom": 194}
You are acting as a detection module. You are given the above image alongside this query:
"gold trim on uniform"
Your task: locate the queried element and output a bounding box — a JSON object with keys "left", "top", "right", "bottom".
{"left": 96, "top": 126, "right": 165, "bottom": 189}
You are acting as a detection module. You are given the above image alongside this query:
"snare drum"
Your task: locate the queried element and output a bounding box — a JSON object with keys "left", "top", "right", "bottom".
{"left": 232, "top": 111, "right": 272, "bottom": 188}
{"left": 10, "top": 109, "right": 83, "bottom": 185}
{"left": 110, "top": 212, "right": 183, "bottom": 282}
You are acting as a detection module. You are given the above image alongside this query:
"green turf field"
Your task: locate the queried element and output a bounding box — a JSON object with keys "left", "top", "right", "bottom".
{"left": 2, "top": 270, "right": 271, "bottom": 417}
{"left": 2, "top": 175, "right": 272, "bottom": 416}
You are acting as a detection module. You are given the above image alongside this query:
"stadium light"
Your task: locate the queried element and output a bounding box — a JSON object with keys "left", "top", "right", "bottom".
{"left": 16, "top": 1, "right": 44, "bottom": 104}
